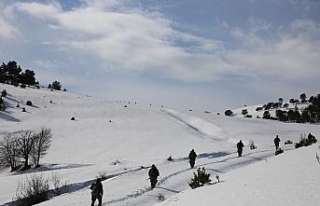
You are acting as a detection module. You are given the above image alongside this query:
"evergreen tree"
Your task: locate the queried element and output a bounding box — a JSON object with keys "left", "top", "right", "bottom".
{"left": 52, "top": 81, "right": 61, "bottom": 90}
{"left": 189, "top": 167, "right": 211, "bottom": 189}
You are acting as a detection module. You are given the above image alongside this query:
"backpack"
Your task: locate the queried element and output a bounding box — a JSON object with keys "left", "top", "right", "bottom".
{"left": 90, "top": 183, "right": 97, "bottom": 193}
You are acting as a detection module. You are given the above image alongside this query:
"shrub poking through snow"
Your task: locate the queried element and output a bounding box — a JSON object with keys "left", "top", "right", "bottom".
{"left": 224, "top": 110, "right": 233, "bottom": 116}
{"left": 1, "top": 89, "right": 7, "bottom": 97}
{"left": 157, "top": 193, "right": 165, "bottom": 202}
{"left": 275, "top": 148, "right": 284, "bottom": 156}
{"left": 249, "top": 140, "right": 257, "bottom": 150}
{"left": 14, "top": 173, "right": 49, "bottom": 206}
{"left": 284, "top": 140, "right": 293, "bottom": 145}
{"left": 51, "top": 172, "right": 69, "bottom": 196}
{"left": 189, "top": 167, "right": 211, "bottom": 189}
{"left": 241, "top": 109, "right": 248, "bottom": 115}
{"left": 295, "top": 133, "right": 317, "bottom": 148}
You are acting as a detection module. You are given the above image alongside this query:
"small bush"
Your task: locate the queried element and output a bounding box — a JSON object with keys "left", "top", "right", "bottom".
{"left": 26, "top": 100, "right": 32, "bottom": 106}
{"left": 255, "top": 107, "right": 263, "bottom": 111}
{"left": 224, "top": 110, "right": 233, "bottom": 116}
{"left": 110, "top": 159, "right": 121, "bottom": 165}
{"left": 189, "top": 167, "right": 211, "bottom": 189}
{"left": 241, "top": 109, "right": 248, "bottom": 115}
{"left": 295, "top": 133, "right": 317, "bottom": 148}
{"left": 157, "top": 193, "right": 165, "bottom": 202}
{"left": 275, "top": 148, "right": 284, "bottom": 156}
{"left": 51, "top": 172, "right": 69, "bottom": 196}
{"left": 249, "top": 140, "right": 257, "bottom": 150}
{"left": 284, "top": 140, "right": 293, "bottom": 145}
{"left": 167, "top": 156, "right": 174, "bottom": 161}
{"left": 1, "top": 89, "right": 7, "bottom": 97}
{"left": 263, "top": 111, "right": 271, "bottom": 119}
{"left": 14, "top": 173, "right": 49, "bottom": 206}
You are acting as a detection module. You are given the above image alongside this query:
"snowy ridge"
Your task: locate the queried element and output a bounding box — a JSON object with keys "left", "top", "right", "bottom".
{"left": 162, "top": 109, "right": 238, "bottom": 143}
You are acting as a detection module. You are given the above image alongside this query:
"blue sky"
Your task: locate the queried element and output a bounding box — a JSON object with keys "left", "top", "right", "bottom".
{"left": 1, "top": 0, "right": 320, "bottom": 112}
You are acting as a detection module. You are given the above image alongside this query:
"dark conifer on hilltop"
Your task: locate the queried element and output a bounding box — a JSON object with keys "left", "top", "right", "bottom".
{"left": 0, "top": 61, "right": 38, "bottom": 86}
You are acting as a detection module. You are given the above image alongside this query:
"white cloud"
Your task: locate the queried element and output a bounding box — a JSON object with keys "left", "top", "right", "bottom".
{"left": 0, "top": 17, "right": 19, "bottom": 38}
{"left": 13, "top": 1, "right": 231, "bottom": 82}
{"left": 0, "top": 3, "right": 19, "bottom": 39}
{"left": 5, "top": 1, "right": 320, "bottom": 83}
{"left": 14, "top": 2, "right": 61, "bottom": 19}
{"left": 227, "top": 19, "right": 320, "bottom": 80}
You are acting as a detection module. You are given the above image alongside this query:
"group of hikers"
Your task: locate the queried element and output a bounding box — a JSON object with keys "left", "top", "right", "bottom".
{"left": 236, "top": 134, "right": 283, "bottom": 157}
{"left": 148, "top": 149, "right": 198, "bottom": 191}
{"left": 89, "top": 149, "right": 198, "bottom": 205}
{"left": 89, "top": 135, "right": 293, "bottom": 205}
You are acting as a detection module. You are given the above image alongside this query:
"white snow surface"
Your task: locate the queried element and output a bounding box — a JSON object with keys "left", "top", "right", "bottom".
{"left": 0, "top": 84, "right": 320, "bottom": 206}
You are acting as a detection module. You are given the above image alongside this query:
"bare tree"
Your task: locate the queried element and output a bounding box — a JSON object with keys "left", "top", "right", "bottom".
{"left": 16, "top": 131, "right": 35, "bottom": 169}
{"left": 0, "top": 134, "right": 19, "bottom": 171}
{"left": 31, "top": 127, "right": 52, "bottom": 167}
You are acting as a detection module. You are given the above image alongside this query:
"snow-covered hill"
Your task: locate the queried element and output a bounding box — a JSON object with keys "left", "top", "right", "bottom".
{"left": 1, "top": 84, "right": 319, "bottom": 206}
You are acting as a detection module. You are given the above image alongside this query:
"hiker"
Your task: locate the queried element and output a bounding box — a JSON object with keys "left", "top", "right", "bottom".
{"left": 274, "top": 135, "right": 281, "bottom": 150}
{"left": 90, "top": 178, "right": 103, "bottom": 206}
{"left": 148, "top": 164, "right": 160, "bottom": 189}
{"left": 188, "top": 149, "right": 197, "bottom": 169}
{"left": 237, "top": 140, "right": 244, "bottom": 157}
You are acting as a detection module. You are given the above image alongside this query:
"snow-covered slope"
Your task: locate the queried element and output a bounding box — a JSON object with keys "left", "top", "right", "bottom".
{"left": 156, "top": 144, "right": 320, "bottom": 206}
{"left": 1, "top": 84, "right": 319, "bottom": 206}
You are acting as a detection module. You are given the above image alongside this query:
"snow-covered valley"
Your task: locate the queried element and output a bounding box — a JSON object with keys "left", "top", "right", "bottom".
{"left": 1, "top": 84, "right": 319, "bottom": 206}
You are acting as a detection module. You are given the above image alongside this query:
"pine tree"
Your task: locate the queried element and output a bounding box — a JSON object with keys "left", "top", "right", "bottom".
{"left": 189, "top": 167, "right": 211, "bottom": 189}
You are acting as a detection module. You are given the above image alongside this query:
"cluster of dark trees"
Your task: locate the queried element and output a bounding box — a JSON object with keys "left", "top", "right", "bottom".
{"left": 225, "top": 93, "right": 320, "bottom": 124}
{"left": 260, "top": 93, "right": 320, "bottom": 123}
{"left": 1, "top": 60, "right": 64, "bottom": 91}
{"left": 0, "top": 127, "right": 52, "bottom": 171}
{"left": 0, "top": 61, "right": 38, "bottom": 86}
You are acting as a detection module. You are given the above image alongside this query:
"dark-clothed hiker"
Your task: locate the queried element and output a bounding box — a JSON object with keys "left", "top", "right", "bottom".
{"left": 148, "top": 164, "right": 160, "bottom": 189}
{"left": 237, "top": 140, "right": 244, "bottom": 157}
{"left": 188, "top": 149, "right": 197, "bottom": 169}
{"left": 90, "top": 178, "right": 103, "bottom": 206}
{"left": 274, "top": 135, "right": 281, "bottom": 150}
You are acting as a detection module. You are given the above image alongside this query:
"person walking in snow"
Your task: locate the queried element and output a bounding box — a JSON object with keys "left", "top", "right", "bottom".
{"left": 148, "top": 164, "right": 160, "bottom": 189}
{"left": 188, "top": 149, "right": 197, "bottom": 169}
{"left": 237, "top": 140, "right": 244, "bottom": 157}
{"left": 274, "top": 135, "right": 281, "bottom": 150}
{"left": 90, "top": 178, "right": 103, "bottom": 206}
